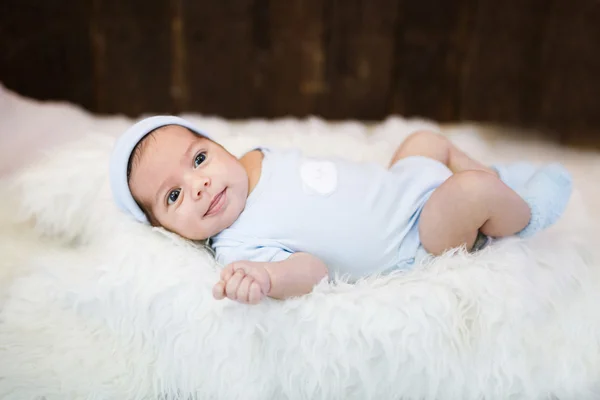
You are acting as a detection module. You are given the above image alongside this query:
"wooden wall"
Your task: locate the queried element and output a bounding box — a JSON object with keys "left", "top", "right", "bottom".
{"left": 1, "top": 0, "right": 599, "bottom": 146}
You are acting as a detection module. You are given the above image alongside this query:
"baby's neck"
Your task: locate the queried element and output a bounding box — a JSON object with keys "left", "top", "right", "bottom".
{"left": 239, "top": 149, "right": 264, "bottom": 198}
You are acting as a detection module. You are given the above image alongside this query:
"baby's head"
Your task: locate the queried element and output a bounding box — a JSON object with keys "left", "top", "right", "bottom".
{"left": 109, "top": 116, "right": 248, "bottom": 240}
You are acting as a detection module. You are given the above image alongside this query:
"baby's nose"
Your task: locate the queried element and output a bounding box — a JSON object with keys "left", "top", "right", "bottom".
{"left": 192, "top": 177, "right": 211, "bottom": 198}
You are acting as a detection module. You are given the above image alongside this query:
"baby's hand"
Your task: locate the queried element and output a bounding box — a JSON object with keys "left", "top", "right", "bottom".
{"left": 212, "top": 261, "right": 272, "bottom": 305}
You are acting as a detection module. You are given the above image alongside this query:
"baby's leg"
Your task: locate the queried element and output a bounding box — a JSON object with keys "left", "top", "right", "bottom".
{"left": 389, "top": 130, "right": 496, "bottom": 175}
{"left": 418, "top": 170, "right": 531, "bottom": 255}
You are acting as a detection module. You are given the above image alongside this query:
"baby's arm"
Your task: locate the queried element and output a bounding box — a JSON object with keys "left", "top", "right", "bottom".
{"left": 264, "top": 253, "right": 328, "bottom": 299}
{"left": 212, "top": 253, "right": 328, "bottom": 304}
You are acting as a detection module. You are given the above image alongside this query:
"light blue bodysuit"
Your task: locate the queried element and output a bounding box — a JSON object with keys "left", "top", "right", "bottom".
{"left": 111, "top": 117, "right": 573, "bottom": 282}
{"left": 210, "top": 147, "right": 453, "bottom": 281}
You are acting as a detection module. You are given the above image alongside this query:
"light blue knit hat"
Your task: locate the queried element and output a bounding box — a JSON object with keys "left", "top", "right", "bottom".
{"left": 109, "top": 115, "right": 213, "bottom": 224}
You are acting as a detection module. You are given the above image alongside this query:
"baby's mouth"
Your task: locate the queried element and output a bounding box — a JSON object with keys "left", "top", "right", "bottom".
{"left": 204, "top": 188, "right": 227, "bottom": 217}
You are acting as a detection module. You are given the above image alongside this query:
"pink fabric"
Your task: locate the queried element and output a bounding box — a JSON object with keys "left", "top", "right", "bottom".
{"left": 0, "top": 83, "right": 130, "bottom": 178}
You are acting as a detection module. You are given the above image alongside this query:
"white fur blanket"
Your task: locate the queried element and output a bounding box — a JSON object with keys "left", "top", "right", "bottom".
{"left": 1, "top": 84, "right": 600, "bottom": 400}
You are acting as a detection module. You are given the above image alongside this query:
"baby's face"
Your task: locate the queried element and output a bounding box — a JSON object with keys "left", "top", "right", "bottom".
{"left": 129, "top": 125, "right": 248, "bottom": 240}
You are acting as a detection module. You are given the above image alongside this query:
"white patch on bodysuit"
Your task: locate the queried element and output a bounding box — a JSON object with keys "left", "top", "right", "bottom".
{"left": 300, "top": 160, "right": 338, "bottom": 196}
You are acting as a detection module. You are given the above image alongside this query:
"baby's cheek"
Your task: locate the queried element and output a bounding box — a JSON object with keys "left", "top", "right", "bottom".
{"left": 181, "top": 216, "right": 212, "bottom": 241}
{"left": 164, "top": 213, "right": 191, "bottom": 238}
{"left": 180, "top": 218, "right": 199, "bottom": 237}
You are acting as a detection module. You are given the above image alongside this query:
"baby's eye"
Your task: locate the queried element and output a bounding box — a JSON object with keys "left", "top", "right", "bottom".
{"left": 167, "top": 189, "right": 180, "bottom": 205}
{"left": 194, "top": 152, "right": 207, "bottom": 168}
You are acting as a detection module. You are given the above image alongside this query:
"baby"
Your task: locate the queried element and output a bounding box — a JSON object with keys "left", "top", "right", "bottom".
{"left": 109, "top": 116, "right": 572, "bottom": 305}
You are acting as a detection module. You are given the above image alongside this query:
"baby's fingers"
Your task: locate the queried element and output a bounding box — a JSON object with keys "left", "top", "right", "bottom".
{"left": 225, "top": 270, "right": 245, "bottom": 300}
{"left": 248, "top": 282, "right": 264, "bottom": 305}
{"left": 220, "top": 264, "right": 235, "bottom": 281}
{"left": 236, "top": 276, "right": 255, "bottom": 304}
{"left": 212, "top": 281, "right": 226, "bottom": 300}
{"left": 231, "top": 262, "right": 271, "bottom": 295}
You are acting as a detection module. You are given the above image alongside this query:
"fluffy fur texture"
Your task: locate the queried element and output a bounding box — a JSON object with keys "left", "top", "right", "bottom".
{"left": 2, "top": 86, "right": 600, "bottom": 399}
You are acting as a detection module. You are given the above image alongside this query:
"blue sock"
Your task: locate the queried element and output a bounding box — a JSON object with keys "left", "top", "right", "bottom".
{"left": 512, "top": 163, "right": 573, "bottom": 238}
{"left": 491, "top": 162, "right": 538, "bottom": 192}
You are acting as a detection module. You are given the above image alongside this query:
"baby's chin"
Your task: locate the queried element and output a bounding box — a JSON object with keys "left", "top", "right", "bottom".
{"left": 178, "top": 227, "right": 215, "bottom": 242}
{"left": 178, "top": 198, "right": 245, "bottom": 240}
{"left": 165, "top": 219, "right": 217, "bottom": 241}
{"left": 186, "top": 216, "right": 236, "bottom": 241}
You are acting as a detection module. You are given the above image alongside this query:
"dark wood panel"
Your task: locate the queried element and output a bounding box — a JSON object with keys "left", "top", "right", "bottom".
{"left": 1, "top": 0, "right": 599, "bottom": 145}
{"left": 266, "top": 0, "right": 327, "bottom": 117}
{"left": 321, "top": 0, "right": 398, "bottom": 119}
{"left": 459, "top": 0, "right": 554, "bottom": 128}
{"left": 388, "top": 0, "right": 477, "bottom": 121}
{"left": 0, "top": 0, "right": 94, "bottom": 110}
{"left": 182, "top": 0, "right": 259, "bottom": 118}
{"left": 90, "top": 0, "right": 172, "bottom": 115}
{"left": 537, "top": 0, "right": 600, "bottom": 147}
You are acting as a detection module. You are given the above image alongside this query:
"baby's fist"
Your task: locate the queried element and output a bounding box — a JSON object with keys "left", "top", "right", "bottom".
{"left": 212, "top": 261, "right": 271, "bottom": 305}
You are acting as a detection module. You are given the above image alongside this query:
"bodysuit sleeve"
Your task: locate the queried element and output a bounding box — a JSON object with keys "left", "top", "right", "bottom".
{"left": 214, "top": 240, "right": 293, "bottom": 266}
